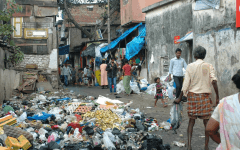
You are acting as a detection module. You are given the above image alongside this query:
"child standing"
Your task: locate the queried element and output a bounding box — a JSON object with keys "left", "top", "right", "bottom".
{"left": 154, "top": 77, "right": 167, "bottom": 107}
{"left": 77, "top": 69, "right": 83, "bottom": 85}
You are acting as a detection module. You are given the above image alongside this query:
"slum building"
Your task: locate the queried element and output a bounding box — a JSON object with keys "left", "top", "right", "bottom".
{"left": 143, "top": 0, "right": 240, "bottom": 100}
{"left": 12, "top": 0, "right": 59, "bottom": 88}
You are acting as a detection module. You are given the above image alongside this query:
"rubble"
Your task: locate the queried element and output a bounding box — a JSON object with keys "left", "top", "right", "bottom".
{"left": 0, "top": 88, "right": 172, "bottom": 150}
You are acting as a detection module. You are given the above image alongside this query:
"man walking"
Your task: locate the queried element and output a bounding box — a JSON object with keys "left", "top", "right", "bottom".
{"left": 174, "top": 46, "right": 219, "bottom": 150}
{"left": 169, "top": 48, "right": 187, "bottom": 99}
{"left": 106, "top": 58, "right": 117, "bottom": 94}
{"left": 62, "top": 64, "right": 71, "bottom": 86}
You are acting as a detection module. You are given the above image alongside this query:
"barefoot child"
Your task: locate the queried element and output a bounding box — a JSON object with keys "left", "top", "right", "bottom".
{"left": 154, "top": 77, "right": 167, "bottom": 107}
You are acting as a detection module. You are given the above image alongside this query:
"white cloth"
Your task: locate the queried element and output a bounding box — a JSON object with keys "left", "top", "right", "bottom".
{"left": 62, "top": 66, "right": 71, "bottom": 76}
{"left": 169, "top": 57, "right": 187, "bottom": 77}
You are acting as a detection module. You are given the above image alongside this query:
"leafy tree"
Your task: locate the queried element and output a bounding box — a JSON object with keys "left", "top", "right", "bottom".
{"left": 0, "top": 0, "right": 24, "bottom": 66}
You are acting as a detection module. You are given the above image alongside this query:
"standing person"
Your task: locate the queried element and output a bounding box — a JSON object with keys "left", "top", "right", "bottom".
{"left": 83, "top": 65, "right": 89, "bottom": 86}
{"left": 131, "top": 63, "right": 138, "bottom": 82}
{"left": 77, "top": 69, "right": 83, "bottom": 86}
{"left": 154, "top": 77, "right": 167, "bottom": 107}
{"left": 60, "top": 65, "right": 64, "bottom": 83}
{"left": 206, "top": 69, "right": 240, "bottom": 150}
{"left": 169, "top": 48, "right": 187, "bottom": 99}
{"left": 71, "top": 67, "right": 76, "bottom": 85}
{"left": 174, "top": 46, "right": 219, "bottom": 150}
{"left": 122, "top": 59, "right": 132, "bottom": 96}
{"left": 138, "top": 57, "right": 145, "bottom": 76}
{"left": 87, "top": 67, "right": 95, "bottom": 87}
{"left": 106, "top": 58, "right": 117, "bottom": 94}
{"left": 62, "top": 64, "right": 71, "bottom": 86}
{"left": 100, "top": 60, "right": 108, "bottom": 89}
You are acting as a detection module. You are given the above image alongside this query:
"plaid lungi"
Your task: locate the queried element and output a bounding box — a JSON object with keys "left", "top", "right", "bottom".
{"left": 187, "top": 92, "right": 212, "bottom": 119}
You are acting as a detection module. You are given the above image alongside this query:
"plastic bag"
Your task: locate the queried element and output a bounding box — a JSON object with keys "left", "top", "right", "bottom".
{"left": 140, "top": 79, "right": 148, "bottom": 84}
{"left": 160, "top": 121, "right": 171, "bottom": 130}
{"left": 17, "top": 112, "right": 27, "bottom": 123}
{"left": 170, "top": 103, "right": 183, "bottom": 134}
{"left": 116, "top": 80, "right": 125, "bottom": 94}
{"left": 103, "top": 132, "right": 116, "bottom": 149}
{"left": 130, "top": 82, "right": 140, "bottom": 94}
{"left": 167, "top": 83, "right": 175, "bottom": 100}
{"left": 145, "top": 83, "right": 156, "bottom": 96}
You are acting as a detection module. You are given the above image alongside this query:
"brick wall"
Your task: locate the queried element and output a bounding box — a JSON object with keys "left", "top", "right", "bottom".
{"left": 69, "top": 4, "right": 105, "bottom": 25}
{"left": 16, "top": 54, "right": 50, "bottom": 69}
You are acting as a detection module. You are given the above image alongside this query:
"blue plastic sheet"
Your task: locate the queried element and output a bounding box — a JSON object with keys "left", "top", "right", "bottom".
{"left": 59, "top": 45, "right": 69, "bottom": 55}
{"left": 57, "top": 97, "right": 70, "bottom": 101}
{"left": 27, "top": 112, "right": 54, "bottom": 121}
{"left": 125, "top": 25, "right": 146, "bottom": 60}
{"left": 100, "top": 23, "right": 142, "bottom": 53}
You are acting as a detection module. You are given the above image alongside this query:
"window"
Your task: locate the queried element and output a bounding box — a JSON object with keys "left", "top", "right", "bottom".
{"left": 82, "top": 29, "right": 91, "bottom": 38}
{"left": 87, "top": 6, "right": 94, "bottom": 11}
{"left": 87, "top": 7, "right": 93, "bottom": 11}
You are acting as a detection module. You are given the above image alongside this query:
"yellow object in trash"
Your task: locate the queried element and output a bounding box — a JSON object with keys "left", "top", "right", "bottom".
{"left": 18, "top": 135, "right": 32, "bottom": 150}
{"left": 0, "top": 146, "right": 10, "bottom": 150}
{"left": 5, "top": 137, "right": 21, "bottom": 150}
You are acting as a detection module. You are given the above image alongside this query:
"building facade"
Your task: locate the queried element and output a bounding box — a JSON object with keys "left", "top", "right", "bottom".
{"left": 143, "top": 0, "right": 240, "bottom": 99}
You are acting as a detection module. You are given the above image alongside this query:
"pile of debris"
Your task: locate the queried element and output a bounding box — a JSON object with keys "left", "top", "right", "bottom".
{"left": 0, "top": 90, "right": 171, "bottom": 150}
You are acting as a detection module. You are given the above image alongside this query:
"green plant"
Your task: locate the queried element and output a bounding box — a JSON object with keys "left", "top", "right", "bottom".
{"left": 7, "top": 46, "right": 24, "bottom": 65}
{"left": 0, "top": 0, "right": 24, "bottom": 66}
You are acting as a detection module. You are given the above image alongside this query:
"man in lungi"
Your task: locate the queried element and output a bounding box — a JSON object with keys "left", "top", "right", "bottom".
{"left": 174, "top": 46, "right": 219, "bottom": 150}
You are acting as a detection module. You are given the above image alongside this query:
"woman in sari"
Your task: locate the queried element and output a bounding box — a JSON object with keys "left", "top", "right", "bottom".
{"left": 206, "top": 69, "right": 240, "bottom": 149}
{"left": 100, "top": 60, "right": 108, "bottom": 89}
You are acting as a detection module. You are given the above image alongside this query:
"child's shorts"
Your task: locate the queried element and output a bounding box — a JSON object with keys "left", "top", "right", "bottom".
{"left": 155, "top": 93, "right": 163, "bottom": 99}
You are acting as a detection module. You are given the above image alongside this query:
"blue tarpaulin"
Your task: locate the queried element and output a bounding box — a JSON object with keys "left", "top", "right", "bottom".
{"left": 27, "top": 112, "right": 54, "bottom": 121}
{"left": 59, "top": 45, "right": 70, "bottom": 55}
{"left": 63, "top": 56, "right": 69, "bottom": 64}
{"left": 125, "top": 24, "right": 146, "bottom": 60}
{"left": 100, "top": 23, "right": 142, "bottom": 53}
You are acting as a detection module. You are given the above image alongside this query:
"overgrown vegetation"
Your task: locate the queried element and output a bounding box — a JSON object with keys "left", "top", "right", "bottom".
{"left": 0, "top": 0, "right": 24, "bottom": 66}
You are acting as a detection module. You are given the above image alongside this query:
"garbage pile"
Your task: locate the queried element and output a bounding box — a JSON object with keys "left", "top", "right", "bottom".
{"left": 0, "top": 90, "right": 171, "bottom": 150}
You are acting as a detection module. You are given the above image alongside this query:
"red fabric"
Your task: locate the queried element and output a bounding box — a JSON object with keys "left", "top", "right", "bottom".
{"left": 123, "top": 64, "right": 131, "bottom": 76}
{"left": 237, "top": 0, "right": 240, "bottom": 27}
{"left": 67, "top": 123, "right": 83, "bottom": 133}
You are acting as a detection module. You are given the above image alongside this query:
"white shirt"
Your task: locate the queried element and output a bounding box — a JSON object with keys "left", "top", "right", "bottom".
{"left": 84, "top": 67, "right": 88, "bottom": 75}
{"left": 62, "top": 66, "right": 71, "bottom": 76}
{"left": 169, "top": 57, "right": 187, "bottom": 77}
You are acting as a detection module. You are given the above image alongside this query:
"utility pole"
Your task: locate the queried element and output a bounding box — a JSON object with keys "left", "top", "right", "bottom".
{"left": 107, "top": 0, "right": 110, "bottom": 44}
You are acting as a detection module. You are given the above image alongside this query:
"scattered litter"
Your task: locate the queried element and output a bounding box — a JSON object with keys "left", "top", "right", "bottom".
{"left": 173, "top": 141, "right": 186, "bottom": 147}
{"left": 0, "top": 88, "right": 171, "bottom": 149}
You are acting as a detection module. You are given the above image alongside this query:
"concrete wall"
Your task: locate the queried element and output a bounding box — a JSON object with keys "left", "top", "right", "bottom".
{"left": 0, "top": 48, "right": 21, "bottom": 104}
{"left": 193, "top": 0, "right": 240, "bottom": 99}
{"left": 145, "top": 0, "right": 192, "bottom": 83}
{"left": 121, "top": 0, "right": 164, "bottom": 26}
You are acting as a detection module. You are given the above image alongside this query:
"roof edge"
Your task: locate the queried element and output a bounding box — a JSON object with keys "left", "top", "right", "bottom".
{"left": 142, "top": 0, "right": 177, "bottom": 13}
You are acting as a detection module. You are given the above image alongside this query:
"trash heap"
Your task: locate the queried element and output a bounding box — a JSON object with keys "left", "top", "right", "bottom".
{"left": 0, "top": 90, "right": 171, "bottom": 150}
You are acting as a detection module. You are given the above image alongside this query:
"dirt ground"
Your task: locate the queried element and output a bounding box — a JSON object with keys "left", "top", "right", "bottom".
{"left": 66, "top": 85, "right": 219, "bottom": 150}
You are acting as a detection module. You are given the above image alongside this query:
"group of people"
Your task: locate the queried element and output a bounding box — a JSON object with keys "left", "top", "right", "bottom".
{"left": 60, "top": 64, "right": 95, "bottom": 87}
{"left": 166, "top": 46, "right": 240, "bottom": 150}
{"left": 99, "top": 56, "right": 144, "bottom": 95}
